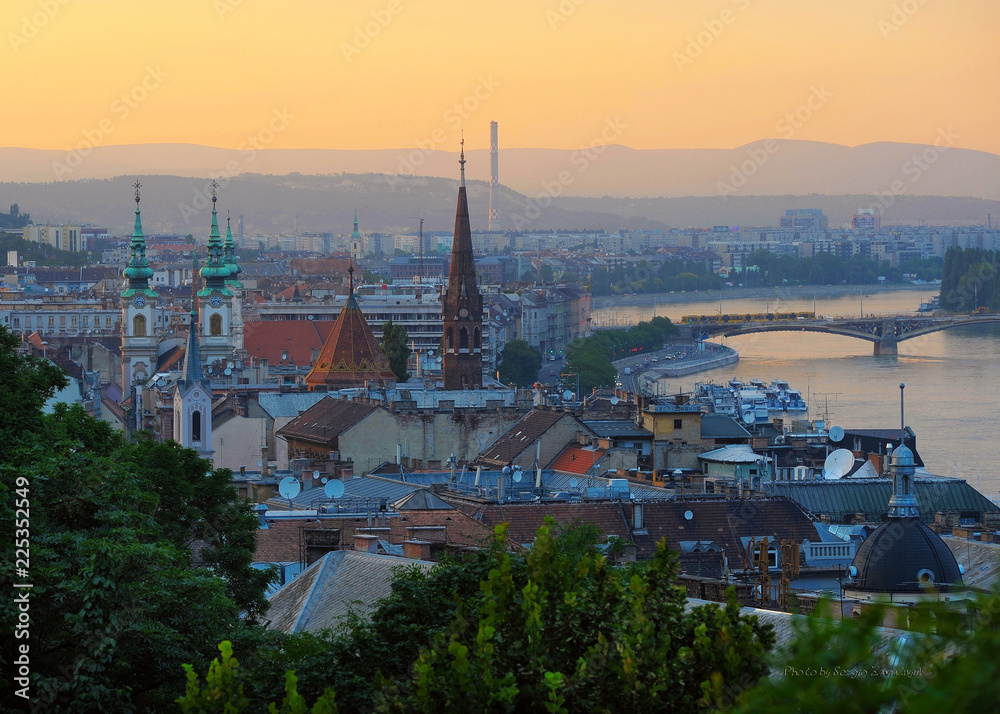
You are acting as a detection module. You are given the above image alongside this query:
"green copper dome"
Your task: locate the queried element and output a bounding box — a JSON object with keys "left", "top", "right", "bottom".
{"left": 199, "top": 194, "right": 232, "bottom": 292}
{"left": 122, "top": 182, "right": 156, "bottom": 297}
{"left": 223, "top": 213, "right": 242, "bottom": 287}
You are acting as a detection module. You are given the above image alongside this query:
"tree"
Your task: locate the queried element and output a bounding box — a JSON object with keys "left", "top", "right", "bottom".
{"left": 179, "top": 522, "right": 774, "bottom": 713}
{"left": 497, "top": 339, "right": 542, "bottom": 387}
{"left": 0, "top": 326, "right": 272, "bottom": 712}
{"left": 539, "top": 264, "right": 555, "bottom": 284}
{"left": 737, "top": 591, "right": 1000, "bottom": 713}
{"left": 381, "top": 319, "right": 411, "bottom": 382}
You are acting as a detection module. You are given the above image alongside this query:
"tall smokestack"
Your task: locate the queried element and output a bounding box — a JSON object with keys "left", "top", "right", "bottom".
{"left": 489, "top": 121, "right": 499, "bottom": 231}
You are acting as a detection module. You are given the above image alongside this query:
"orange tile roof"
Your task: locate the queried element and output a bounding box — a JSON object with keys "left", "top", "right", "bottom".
{"left": 548, "top": 444, "right": 606, "bottom": 475}
{"left": 243, "top": 320, "right": 334, "bottom": 366}
{"left": 305, "top": 291, "right": 395, "bottom": 389}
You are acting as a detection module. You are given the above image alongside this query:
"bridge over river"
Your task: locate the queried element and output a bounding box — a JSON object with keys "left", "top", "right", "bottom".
{"left": 683, "top": 314, "right": 1000, "bottom": 355}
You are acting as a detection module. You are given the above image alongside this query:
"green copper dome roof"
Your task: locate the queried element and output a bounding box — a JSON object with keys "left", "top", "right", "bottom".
{"left": 122, "top": 182, "right": 156, "bottom": 297}
{"left": 199, "top": 195, "right": 232, "bottom": 289}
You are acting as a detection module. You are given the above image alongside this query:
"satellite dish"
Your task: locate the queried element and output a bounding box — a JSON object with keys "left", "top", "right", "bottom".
{"left": 278, "top": 476, "right": 300, "bottom": 499}
{"left": 610, "top": 396, "right": 619, "bottom": 405}
{"left": 684, "top": 510, "right": 694, "bottom": 521}
{"left": 224, "top": 368, "right": 232, "bottom": 375}
{"left": 324, "top": 480, "right": 345, "bottom": 499}
{"left": 312, "top": 470, "right": 320, "bottom": 480}
{"left": 563, "top": 390, "right": 573, "bottom": 401}
{"left": 570, "top": 478, "right": 579, "bottom": 488}
{"left": 742, "top": 410, "right": 756, "bottom": 425}
{"left": 823, "top": 449, "right": 854, "bottom": 480}
{"left": 257, "top": 459, "right": 263, "bottom": 468}
{"left": 321, "top": 477, "right": 328, "bottom": 483}
{"left": 829, "top": 425, "right": 845, "bottom": 443}
{"left": 513, "top": 471, "right": 523, "bottom": 483}
{"left": 227, "top": 361, "right": 234, "bottom": 369}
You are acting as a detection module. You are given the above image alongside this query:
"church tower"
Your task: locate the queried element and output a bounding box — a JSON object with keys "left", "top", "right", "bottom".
{"left": 121, "top": 181, "right": 159, "bottom": 388}
{"left": 442, "top": 141, "right": 483, "bottom": 390}
{"left": 350, "top": 209, "right": 363, "bottom": 259}
{"left": 223, "top": 212, "right": 244, "bottom": 352}
{"left": 197, "top": 184, "right": 234, "bottom": 369}
{"left": 173, "top": 310, "right": 214, "bottom": 458}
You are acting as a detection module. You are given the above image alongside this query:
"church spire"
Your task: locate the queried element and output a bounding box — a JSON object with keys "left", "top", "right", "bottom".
{"left": 123, "top": 180, "right": 155, "bottom": 295}
{"left": 441, "top": 140, "right": 482, "bottom": 390}
{"left": 223, "top": 211, "right": 242, "bottom": 287}
{"left": 180, "top": 311, "right": 206, "bottom": 387}
{"left": 199, "top": 182, "right": 232, "bottom": 294}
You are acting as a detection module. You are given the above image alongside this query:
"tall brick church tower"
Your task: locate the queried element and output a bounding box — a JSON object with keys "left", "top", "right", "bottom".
{"left": 442, "top": 141, "right": 483, "bottom": 389}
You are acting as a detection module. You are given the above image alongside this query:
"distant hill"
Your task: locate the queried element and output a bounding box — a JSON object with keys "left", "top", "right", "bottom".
{"left": 2, "top": 173, "right": 998, "bottom": 237}
{"left": 2, "top": 139, "right": 999, "bottom": 201}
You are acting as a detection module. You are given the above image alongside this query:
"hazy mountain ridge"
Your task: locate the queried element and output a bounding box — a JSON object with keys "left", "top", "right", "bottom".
{"left": 2, "top": 139, "right": 999, "bottom": 201}
{"left": 2, "top": 173, "right": 998, "bottom": 237}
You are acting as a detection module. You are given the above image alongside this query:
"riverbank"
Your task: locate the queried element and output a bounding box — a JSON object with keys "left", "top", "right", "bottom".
{"left": 592, "top": 282, "right": 933, "bottom": 311}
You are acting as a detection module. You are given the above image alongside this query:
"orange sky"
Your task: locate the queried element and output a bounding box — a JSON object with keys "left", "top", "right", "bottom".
{"left": 4, "top": 0, "right": 998, "bottom": 155}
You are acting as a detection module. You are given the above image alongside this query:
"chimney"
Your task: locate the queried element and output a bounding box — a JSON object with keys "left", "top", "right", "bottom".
{"left": 403, "top": 540, "right": 432, "bottom": 561}
{"left": 354, "top": 533, "right": 379, "bottom": 554}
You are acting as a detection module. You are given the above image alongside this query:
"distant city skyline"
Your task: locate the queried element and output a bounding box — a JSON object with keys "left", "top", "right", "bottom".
{"left": 3, "top": 0, "right": 998, "bottom": 155}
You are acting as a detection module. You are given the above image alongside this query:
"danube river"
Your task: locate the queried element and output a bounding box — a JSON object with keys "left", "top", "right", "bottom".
{"left": 593, "top": 287, "right": 1000, "bottom": 499}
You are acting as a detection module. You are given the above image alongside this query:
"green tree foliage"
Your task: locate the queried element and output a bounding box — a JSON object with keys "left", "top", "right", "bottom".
{"left": 939, "top": 247, "right": 999, "bottom": 312}
{"left": 380, "top": 319, "right": 411, "bottom": 382}
{"left": 1, "top": 203, "right": 30, "bottom": 229}
{"left": 565, "top": 316, "right": 677, "bottom": 393}
{"left": 0, "top": 326, "right": 272, "bottom": 712}
{"left": 539, "top": 264, "right": 555, "bottom": 284}
{"left": 737, "top": 591, "right": 1000, "bottom": 713}
{"left": 185, "top": 522, "right": 773, "bottom": 713}
{"left": 589, "top": 259, "right": 721, "bottom": 297}
{"left": 498, "top": 339, "right": 542, "bottom": 387}
{"left": 0, "top": 234, "right": 89, "bottom": 268}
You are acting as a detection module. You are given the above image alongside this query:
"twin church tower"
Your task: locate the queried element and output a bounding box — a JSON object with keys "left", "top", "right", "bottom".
{"left": 120, "top": 146, "right": 483, "bottom": 451}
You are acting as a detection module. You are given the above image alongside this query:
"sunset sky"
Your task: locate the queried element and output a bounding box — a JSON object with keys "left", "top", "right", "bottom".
{"left": 4, "top": 0, "right": 998, "bottom": 155}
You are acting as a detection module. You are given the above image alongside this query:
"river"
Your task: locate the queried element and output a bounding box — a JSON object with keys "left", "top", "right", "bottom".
{"left": 593, "top": 287, "right": 1000, "bottom": 499}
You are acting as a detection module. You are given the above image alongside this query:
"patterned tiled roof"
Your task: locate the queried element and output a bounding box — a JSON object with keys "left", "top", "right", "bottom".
{"left": 548, "top": 444, "right": 606, "bottom": 475}
{"left": 475, "top": 409, "right": 573, "bottom": 468}
{"left": 305, "top": 290, "right": 396, "bottom": 389}
{"left": 243, "top": 320, "right": 334, "bottom": 366}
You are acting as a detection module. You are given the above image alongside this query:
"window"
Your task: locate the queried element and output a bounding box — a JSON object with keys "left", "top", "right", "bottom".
{"left": 210, "top": 313, "right": 222, "bottom": 336}
{"left": 446, "top": 327, "right": 454, "bottom": 350}
{"left": 474, "top": 327, "right": 481, "bottom": 349}
{"left": 191, "top": 410, "right": 202, "bottom": 442}
{"left": 673, "top": 419, "right": 682, "bottom": 429}
{"left": 460, "top": 327, "right": 468, "bottom": 349}
{"left": 133, "top": 314, "right": 146, "bottom": 337}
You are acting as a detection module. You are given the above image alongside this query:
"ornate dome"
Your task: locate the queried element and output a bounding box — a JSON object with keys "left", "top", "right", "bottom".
{"left": 849, "top": 517, "right": 963, "bottom": 593}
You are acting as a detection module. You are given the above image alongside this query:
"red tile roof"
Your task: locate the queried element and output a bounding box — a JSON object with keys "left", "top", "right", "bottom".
{"left": 472, "top": 501, "right": 631, "bottom": 546}
{"left": 305, "top": 291, "right": 396, "bottom": 389}
{"left": 548, "top": 444, "right": 606, "bottom": 475}
{"left": 243, "top": 320, "right": 335, "bottom": 366}
{"left": 475, "top": 409, "right": 573, "bottom": 468}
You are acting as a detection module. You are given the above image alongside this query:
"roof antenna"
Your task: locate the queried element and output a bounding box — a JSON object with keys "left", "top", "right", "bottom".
{"left": 899, "top": 382, "right": 905, "bottom": 447}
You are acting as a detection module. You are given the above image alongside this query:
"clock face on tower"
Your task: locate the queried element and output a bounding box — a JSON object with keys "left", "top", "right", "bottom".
{"left": 458, "top": 307, "right": 469, "bottom": 318}
{"left": 133, "top": 295, "right": 146, "bottom": 308}
{"left": 209, "top": 295, "right": 223, "bottom": 308}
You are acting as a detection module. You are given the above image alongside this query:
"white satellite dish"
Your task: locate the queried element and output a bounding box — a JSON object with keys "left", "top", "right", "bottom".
{"left": 684, "top": 510, "right": 694, "bottom": 521}
{"left": 823, "top": 449, "right": 854, "bottom": 480}
{"left": 321, "top": 477, "right": 328, "bottom": 483}
{"left": 513, "top": 471, "right": 522, "bottom": 483}
{"left": 610, "top": 396, "right": 619, "bottom": 406}
{"left": 224, "top": 368, "right": 232, "bottom": 376}
{"left": 742, "top": 410, "right": 756, "bottom": 425}
{"left": 563, "top": 390, "right": 573, "bottom": 401}
{"left": 227, "top": 361, "right": 234, "bottom": 369}
{"left": 324, "top": 480, "right": 345, "bottom": 499}
{"left": 570, "top": 477, "right": 579, "bottom": 488}
{"left": 278, "top": 476, "right": 300, "bottom": 499}
{"left": 829, "top": 425, "right": 845, "bottom": 443}
{"left": 312, "top": 470, "right": 320, "bottom": 480}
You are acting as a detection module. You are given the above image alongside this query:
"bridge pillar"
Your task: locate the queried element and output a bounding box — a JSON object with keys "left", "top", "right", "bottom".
{"left": 874, "top": 318, "right": 897, "bottom": 356}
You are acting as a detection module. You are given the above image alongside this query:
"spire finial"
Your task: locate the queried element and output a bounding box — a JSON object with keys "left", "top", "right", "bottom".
{"left": 899, "top": 382, "right": 905, "bottom": 446}
{"left": 134, "top": 180, "right": 142, "bottom": 204}
{"left": 459, "top": 133, "right": 466, "bottom": 188}
{"left": 348, "top": 263, "right": 354, "bottom": 295}
{"left": 210, "top": 179, "right": 219, "bottom": 209}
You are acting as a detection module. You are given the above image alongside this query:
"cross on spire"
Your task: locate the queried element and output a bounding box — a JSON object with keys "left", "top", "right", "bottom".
{"left": 134, "top": 180, "right": 142, "bottom": 203}
{"left": 459, "top": 132, "right": 466, "bottom": 187}
{"left": 210, "top": 180, "right": 219, "bottom": 205}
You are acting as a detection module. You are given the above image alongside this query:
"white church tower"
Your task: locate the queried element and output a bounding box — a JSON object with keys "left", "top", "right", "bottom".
{"left": 173, "top": 310, "right": 213, "bottom": 458}
{"left": 121, "top": 181, "right": 159, "bottom": 389}
{"left": 197, "top": 184, "right": 235, "bottom": 369}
